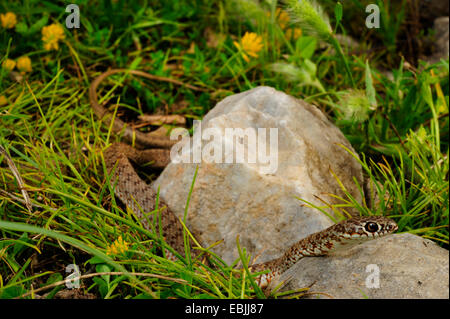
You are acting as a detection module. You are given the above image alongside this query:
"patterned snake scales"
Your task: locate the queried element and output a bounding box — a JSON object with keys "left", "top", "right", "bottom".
{"left": 89, "top": 69, "right": 398, "bottom": 290}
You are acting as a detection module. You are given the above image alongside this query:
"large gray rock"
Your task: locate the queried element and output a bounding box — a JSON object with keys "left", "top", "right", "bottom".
{"left": 422, "top": 16, "right": 449, "bottom": 64}
{"left": 154, "top": 86, "right": 364, "bottom": 264}
{"left": 277, "top": 233, "right": 449, "bottom": 299}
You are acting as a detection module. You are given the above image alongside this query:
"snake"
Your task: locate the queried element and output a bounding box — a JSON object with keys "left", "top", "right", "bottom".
{"left": 89, "top": 69, "right": 398, "bottom": 290}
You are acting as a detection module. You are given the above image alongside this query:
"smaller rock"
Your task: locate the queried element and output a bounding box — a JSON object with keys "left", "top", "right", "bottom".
{"left": 277, "top": 233, "right": 449, "bottom": 299}
{"left": 424, "top": 16, "right": 449, "bottom": 64}
{"left": 433, "top": 17, "right": 449, "bottom": 60}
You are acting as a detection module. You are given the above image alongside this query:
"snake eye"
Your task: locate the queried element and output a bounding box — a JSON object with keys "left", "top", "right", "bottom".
{"left": 365, "top": 222, "right": 379, "bottom": 233}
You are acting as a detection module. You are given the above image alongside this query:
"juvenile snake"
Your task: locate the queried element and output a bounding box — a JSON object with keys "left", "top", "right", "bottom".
{"left": 89, "top": 69, "right": 398, "bottom": 290}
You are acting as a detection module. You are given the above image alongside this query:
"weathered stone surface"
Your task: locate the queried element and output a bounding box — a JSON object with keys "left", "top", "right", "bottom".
{"left": 277, "top": 233, "right": 449, "bottom": 299}
{"left": 422, "top": 16, "right": 449, "bottom": 64}
{"left": 154, "top": 86, "right": 364, "bottom": 264}
{"left": 433, "top": 17, "right": 449, "bottom": 61}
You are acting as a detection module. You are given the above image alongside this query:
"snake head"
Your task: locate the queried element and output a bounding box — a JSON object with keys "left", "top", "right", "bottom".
{"left": 336, "top": 216, "right": 398, "bottom": 240}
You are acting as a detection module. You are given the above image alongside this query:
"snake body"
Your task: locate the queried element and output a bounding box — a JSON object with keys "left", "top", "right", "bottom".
{"left": 90, "top": 69, "right": 398, "bottom": 289}
{"left": 250, "top": 216, "right": 397, "bottom": 288}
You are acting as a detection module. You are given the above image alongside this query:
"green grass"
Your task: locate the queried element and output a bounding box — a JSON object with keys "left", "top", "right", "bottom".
{"left": 0, "top": 0, "right": 448, "bottom": 299}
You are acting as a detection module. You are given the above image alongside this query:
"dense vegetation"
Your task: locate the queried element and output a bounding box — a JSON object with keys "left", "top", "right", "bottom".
{"left": 0, "top": 0, "right": 448, "bottom": 299}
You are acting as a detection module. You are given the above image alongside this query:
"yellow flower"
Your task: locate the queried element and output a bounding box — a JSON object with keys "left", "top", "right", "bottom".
{"left": 276, "top": 8, "right": 291, "bottom": 29}
{"left": 266, "top": 8, "right": 290, "bottom": 29}
{"left": 106, "top": 236, "right": 129, "bottom": 256}
{"left": 2, "top": 58, "right": 16, "bottom": 71}
{"left": 42, "top": 23, "right": 65, "bottom": 50}
{"left": 233, "top": 32, "right": 263, "bottom": 63}
{"left": 0, "top": 95, "right": 7, "bottom": 106}
{"left": 430, "top": 69, "right": 448, "bottom": 115}
{"left": 268, "top": 8, "right": 302, "bottom": 40}
{"left": 1, "top": 12, "right": 17, "bottom": 29}
{"left": 286, "top": 28, "right": 302, "bottom": 40}
{"left": 16, "top": 56, "right": 32, "bottom": 73}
